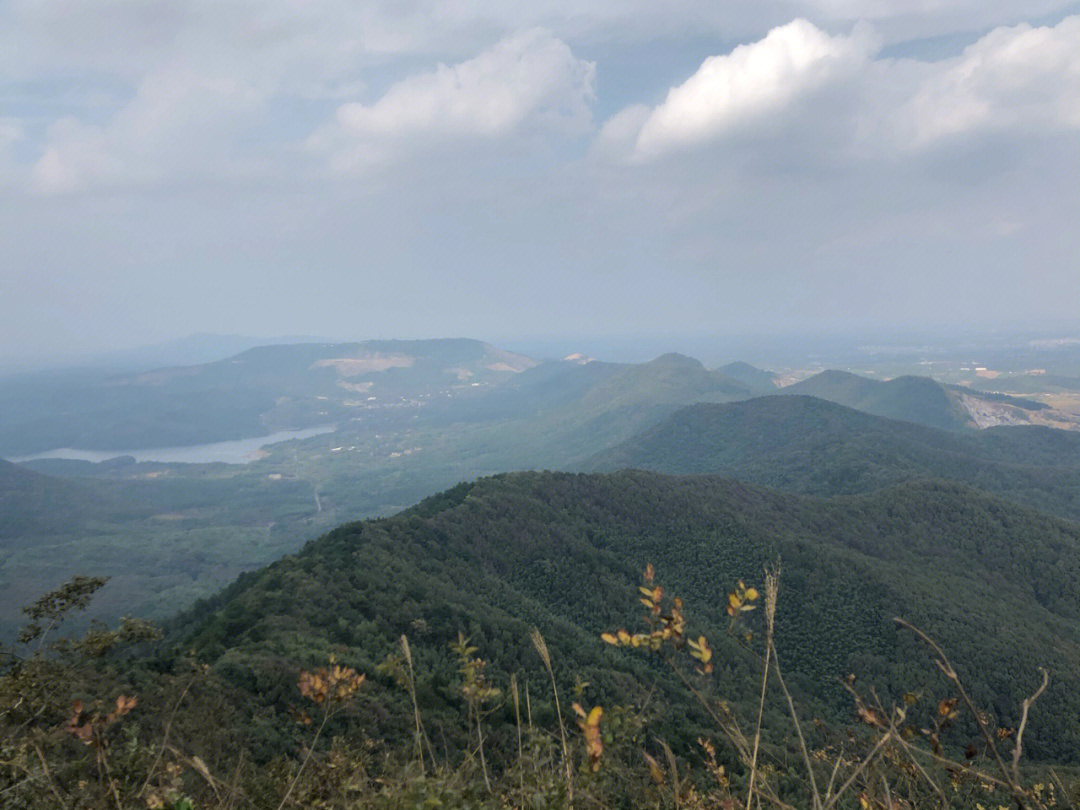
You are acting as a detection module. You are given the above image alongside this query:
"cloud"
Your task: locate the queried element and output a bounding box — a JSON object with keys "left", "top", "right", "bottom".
{"left": 29, "top": 68, "right": 263, "bottom": 194}
{"left": 0, "top": 119, "right": 22, "bottom": 161}
{"left": 629, "top": 19, "right": 878, "bottom": 161}
{"left": 896, "top": 15, "right": 1080, "bottom": 147}
{"left": 311, "top": 29, "right": 595, "bottom": 172}
{"left": 26, "top": 27, "right": 595, "bottom": 192}
{"left": 3, "top": 1, "right": 1074, "bottom": 84}
{"left": 599, "top": 15, "right": 1080, "bottom": 163}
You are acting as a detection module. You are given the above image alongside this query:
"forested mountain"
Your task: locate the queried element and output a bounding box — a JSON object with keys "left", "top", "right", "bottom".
{"left": 0, "top": 456, "right": 326, "bottom": 636}
{"left": 178, "top": 471, "right": 1080, "bottom": 763}
{"left": 781, "top": 369, "right": 1047, "bottom": 430}
{"left": 717, "top": 360, "right": 780, "bottom": 393}
{"left": 0, "top": 339, "right": 536, "bottom": 456}
{"left": 1, "top": 339, "right": 1055, "bottom": 461}
{"left": 0, "top": 459, "right": 106, "bottom": 538}
{"left": 591, "top": 395, "right": 1080, "bottom": 520}
{"left": 0, "top": 352, "right": 763, "bottom": 637}
{"left": 1, "top": 346, "right": 1072, "bottom": 642}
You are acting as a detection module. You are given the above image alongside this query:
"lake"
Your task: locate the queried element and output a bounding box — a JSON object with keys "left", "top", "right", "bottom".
{"left": 9, "top": 425, "right": 337, "bottom": 465}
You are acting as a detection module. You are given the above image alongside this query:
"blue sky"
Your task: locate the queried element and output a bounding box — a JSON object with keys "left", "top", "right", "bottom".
{"left": 2, "top": 1, "right": 1079, "bottom": 363}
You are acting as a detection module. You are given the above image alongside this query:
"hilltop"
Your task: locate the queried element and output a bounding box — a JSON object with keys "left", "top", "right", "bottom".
{"left": 178, "top": 470, "right": 1080, "bottom": 763}
{"left": 4, "top": 347, "right": 1076, "bottom": 639}
{"left": 781, "top": 369, "right": 1048, "bottom": 431}
{"left": 591, "top": 395, "right": 1080, "bottom": 520}
{"left": 0, "top": 339, "right": 536, "bottom": 456}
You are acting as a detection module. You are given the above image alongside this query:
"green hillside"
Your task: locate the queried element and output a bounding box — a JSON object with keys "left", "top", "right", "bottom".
{"left": 178, "top": 471, "right": 1080, "bottom": 763}
{"left": 0, "top": 457, "right": 327, "bottom": 639}
{"left": 0, "top": 339, "right": 537, "bottom": 456}
{"left": 781, "top": 370, "right": 979, "bottom": 430}
{"left": 0, "top": 355, "right": 772, "bottom": 638}
{"left": 717, "top": 360, "right": 779, "bottom": 393}
{"left": 3, "top": 354, "right": 1075, "bottom": 650}
{"left": 592, "top": 395, "right": 1080, "bottom": 519}
{"left": 0, "top": 459, "right": 107, "bottom": 539}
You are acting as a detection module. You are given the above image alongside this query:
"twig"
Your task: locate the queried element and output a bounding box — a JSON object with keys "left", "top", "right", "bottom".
{"left": 745, "top": 633, "right": 772, "bottom": 810}
{"left": 400, "top": 635, "right": 436, "bottom": 774}
{"left": 825, "top": 725, "right": 894, "bottom": 809}
{"left": 511, "top": 674, "right": 525, "bottom": 805}
{"left": 275, "top": 707, "right": 333, "bottom": 810}
{"left": 903, "top": 739, "right": 1011, "bottom": 790}
{"left": 894, "top": 617, "right": 1028, "bottom": 806}
{"left": 1049, "top": 768, "right": 1075, "bottom": 810}
{"left": 658, "top": 738, "right": 681, "bottom": 809}
{"left": 664, "top": 656, "right": 748, "bottom": 761}
{"left": 824, "top": 746, "right": 844, "bottom": 804}
{"left": 474, "top": 702, "right": 491, "bottom": 794}
{"left": 1012, "top": 668, "right": 1049, "bottom": 784}
{"left": 98, "top": 744, "right": 124, "bottom": 810}
{"left": 30, "top": 740, "right": 66, "bottom": 805}
{"left": 139, "top": 671, "right": 198, "bottom": 797}
{"left": 223, "top": 749, "right": 246, "bottom": 810}
{"left": 892, "top": 732, "right": 947, "bottom": 807}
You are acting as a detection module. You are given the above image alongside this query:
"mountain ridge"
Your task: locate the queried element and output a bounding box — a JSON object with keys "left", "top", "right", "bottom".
{"left": 176, "top": 469, "right": 1080, "bottom": 762}
{"left": 589, "top": 394, "right": 1080, "bottom": 519}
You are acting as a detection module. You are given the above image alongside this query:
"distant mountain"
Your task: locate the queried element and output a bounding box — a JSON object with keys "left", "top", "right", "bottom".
{"left": 780, "top": 369, "right": 1046, "bottom": 431}
{"left": 578, "top": 353, "right": 753, "bottom": 410}
{"left": 178, "top": 471, "right": 1080, "bottom": 762}
{"left": 716, "top": 360, "right": 779, "bottom": 394}
{"left": 0, "top": 351, "right": 786, "bottom": 637}
{"left": 431, "top": 353, "right": 764, "bottom": 470}
{"left": 591, "top": 395, "right": 1080, "bottom": 520}
{"left": 0, "top": 460, "right": 104, "bottom": 539}
{"left": 88, "top": 333, "right": 337, "bottom": 372}
{"left": 0, "top": 339, "right": 537, "bottom": 456}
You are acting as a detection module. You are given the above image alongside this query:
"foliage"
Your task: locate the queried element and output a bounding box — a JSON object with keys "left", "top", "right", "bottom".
{"left": 3, "top": 562, "right": 1078, "bottom": 809}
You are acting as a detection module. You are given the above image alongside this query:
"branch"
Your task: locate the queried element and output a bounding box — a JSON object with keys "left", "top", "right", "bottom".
{"left": 1012, "top": 668, "right": 1049, "bottom": 784}
{"left": 894, "top": 617, "right": 1028, "bottom": 806}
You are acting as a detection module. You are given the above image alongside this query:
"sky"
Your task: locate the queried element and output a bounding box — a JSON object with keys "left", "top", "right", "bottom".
{"left": 2, "top": 1, "right": 1079, "bottom": 364}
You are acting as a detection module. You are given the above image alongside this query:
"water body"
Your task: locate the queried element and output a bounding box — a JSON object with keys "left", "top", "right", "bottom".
{"left": 10, "top": 425, "right": 336, "bottom": 465}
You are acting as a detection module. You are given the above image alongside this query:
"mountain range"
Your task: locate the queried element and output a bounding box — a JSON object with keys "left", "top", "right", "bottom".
{"left": 4, "top": 338, "right": 1080, "bottom": 722}
{"left": 177, "top": 470, "right": 1080, "bottom": 763}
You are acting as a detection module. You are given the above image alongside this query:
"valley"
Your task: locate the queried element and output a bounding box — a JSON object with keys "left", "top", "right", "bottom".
{"left": 4, "top": 337, "right": 1080, "bottom": 641}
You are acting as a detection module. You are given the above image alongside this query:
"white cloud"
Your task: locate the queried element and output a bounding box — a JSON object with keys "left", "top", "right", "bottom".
{"left": 3, "top": 1, "right": 1074, "bottom": 84}
{"left": 29, "top": 68, "right": 262, "bottom": 194}
{"left": 25, "top": 27, "right": 595, "bottom": 191}
{"left": 600, "top": 15, "right": 1080, "bottom": 163}
{"left": 896, "top": 15, "right": 1080, "bottom": 147}
{"left": 630, "top": 19, "right": 878, "bottom": 161}
{"left": 312, "top": 29, "right": 595, "bottom": 172}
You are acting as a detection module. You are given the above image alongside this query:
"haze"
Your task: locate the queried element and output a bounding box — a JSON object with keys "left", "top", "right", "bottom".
{"left": 2, "top": 1, "right": 1079, "bottom": 365}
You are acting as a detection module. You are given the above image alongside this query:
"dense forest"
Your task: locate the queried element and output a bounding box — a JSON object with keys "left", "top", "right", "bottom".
{"left": 4, "top": 342, "right": 1068, "bottom": 640}
{"left": 4, "top": 348, "right": 1080, "bottom": 808}
{"left": 592, "top": 396, "right": 1080, "bottom": 519}
{"left": 174, "top": 471, "right": 1080, "bottom": 762}
{"left": 3, "top": 470, "right": 1079, "bottom": 808}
